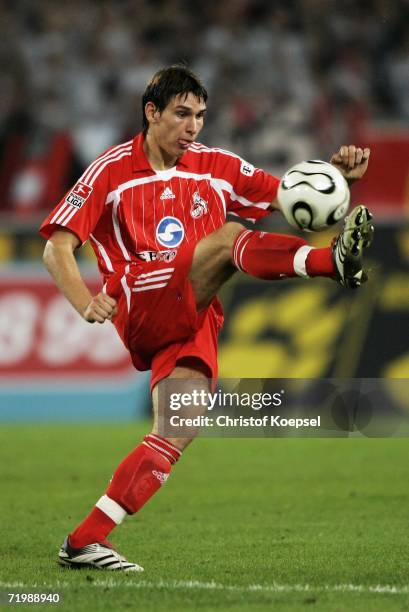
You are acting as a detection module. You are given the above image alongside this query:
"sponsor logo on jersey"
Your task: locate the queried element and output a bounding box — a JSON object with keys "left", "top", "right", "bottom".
{"left": 66, "top": 182, "right": 93, "bottom": 209}
{"left": 240, "top": 160, "right": 255, "bottom": 177}
{"left": 136, "top": 250, "right": 177, "bottom": 263}
{"left": 152, "top": 470, "right": 169, "bottom": 485}
{"left": 160, "top": 186, "right": 176, "bottom": 200}
{"left": 190, "top": 191, "right": 208, "bottom": 219}
{"left": 156, "top": 217, "right": 184, "bottom": 248}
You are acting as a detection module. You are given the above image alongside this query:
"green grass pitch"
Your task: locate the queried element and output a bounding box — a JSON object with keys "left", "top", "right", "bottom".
{"left": 1, "top": 424, "right": 409, "bottom": 611}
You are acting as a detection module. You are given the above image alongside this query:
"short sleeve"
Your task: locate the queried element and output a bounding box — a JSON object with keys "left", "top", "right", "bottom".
{"left": 39, "top": 162, "right": 109, "bottom": 245}
{"left": 212, "top": 152, "right": 279, "bottom": 221}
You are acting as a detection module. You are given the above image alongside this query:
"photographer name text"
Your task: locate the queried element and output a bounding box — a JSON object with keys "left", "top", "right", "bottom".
{"left": 169, "top": 415, "right": 321, "bottom": 428}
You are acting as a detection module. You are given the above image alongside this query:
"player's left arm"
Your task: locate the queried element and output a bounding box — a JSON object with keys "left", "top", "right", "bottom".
{"left": 330, "top": 144, "right": 370, "bottom": 184}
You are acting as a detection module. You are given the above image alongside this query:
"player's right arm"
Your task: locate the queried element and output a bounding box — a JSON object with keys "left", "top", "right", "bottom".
{"left": 43, "top": 229, "right": 117, "bottom": 324}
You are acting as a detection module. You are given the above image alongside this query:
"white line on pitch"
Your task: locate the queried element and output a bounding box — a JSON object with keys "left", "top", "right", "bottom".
{"left": 1, "top": 580, "right": 409, "bottom": 595}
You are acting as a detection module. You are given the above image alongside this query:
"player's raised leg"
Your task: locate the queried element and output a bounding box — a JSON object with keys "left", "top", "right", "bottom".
{"left": 189, "top": 205, "right": 374, "bottom": 310}
{"left": 58, "top": 367, "right": 208, "bottom": 571}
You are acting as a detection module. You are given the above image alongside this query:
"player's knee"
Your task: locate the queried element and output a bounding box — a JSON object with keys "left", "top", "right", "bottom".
{"left": 221, "top": 221, "right": 245, "bottom": 242}
{"left": 292, "top": 236, "right": 309, "bottom": 252}
{"left": 213, "top": 222, "right": 245, "bottom": 257}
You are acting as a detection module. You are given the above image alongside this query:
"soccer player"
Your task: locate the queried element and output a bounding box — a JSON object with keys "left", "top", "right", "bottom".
{"left": 40, "top": 65, "right": 373, "bottom": 571}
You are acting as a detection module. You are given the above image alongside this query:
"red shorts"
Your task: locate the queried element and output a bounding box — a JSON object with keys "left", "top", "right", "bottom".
{"left": 105, "top": 249, "right": 224, "bottom": 391}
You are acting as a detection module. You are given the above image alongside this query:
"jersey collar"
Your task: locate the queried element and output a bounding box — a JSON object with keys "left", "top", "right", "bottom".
{"left": 132, "top": 132, "right": 190, "bottom": 172}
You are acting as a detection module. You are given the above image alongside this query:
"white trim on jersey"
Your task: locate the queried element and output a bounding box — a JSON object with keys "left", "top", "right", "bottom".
{"left": 120, "top": 265, "right": 131, "bottom": 311}
{"left": 105, "top": 173, "right": 208, "bottom": 203}
{"left": 190, "top": 142, "right": 244, "bottom": 162}
{"left": 133, "top": 275, "right": 172, "bottom": 285}
{"left": 131, "top": 268, "right": 174, "bottom": 291}
{"left": 59, "top": 206, "right": 81, "bottom": 228}
{"left": 209, "top": 180, "right": 226, "bottom": 215}
{"left": 132, "top": 282, "right": 169, "bottom": 293}
{"left": 154, "top": 167, "right": 178, "bottom": 180}
{"left": 50, "top": 202, "right": 72, "bottom": 225}
{"left": 82, "top": 141, "right": 133, "bottom": 185}
{"left": 210, "top": 177, "right": 271, "bottom": 210}
{"left": 190, "top": 144, "right": 272, "bottom": 211}
{"left": 88, "top": 149, "right": 132, "bottom": 187}
{"left": 105, "top": 171, "right": 269, "bottom": 213}
{"left": 89, "top": 234, "right": 114, "bottom": 272}
{"left": 49, "top": 146, "right": 133, "bottom": 229}
{"left": 112, "top": 194, "right": 132, "bottom": 261}
{"left": 137, "top": 268, "right": 175, "bottom": 278}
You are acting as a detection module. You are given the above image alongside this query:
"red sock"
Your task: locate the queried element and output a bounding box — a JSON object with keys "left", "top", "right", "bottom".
{"left": 305, "top": 247, "right": 335, "bottom": 277}
{"left": 68, "top": 507, "right": 116, "bottom": 549}
{"left": 232, "top": 230, "right": 335, "bottom": 279}
{"left": 69, "top": 434, "right": 181, "bottom": 548}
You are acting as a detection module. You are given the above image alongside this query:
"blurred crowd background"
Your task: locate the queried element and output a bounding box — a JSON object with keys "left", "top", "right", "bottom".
{"left": 0, "top": 0, "right": 408, "bottom": 419}
{"left": 1, "top": 0, "right": 408, "bottom": 233}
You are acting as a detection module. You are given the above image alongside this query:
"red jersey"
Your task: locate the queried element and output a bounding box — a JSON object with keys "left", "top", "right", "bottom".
{"left": 40, "top": 132, "right": 279, "bottom": 280}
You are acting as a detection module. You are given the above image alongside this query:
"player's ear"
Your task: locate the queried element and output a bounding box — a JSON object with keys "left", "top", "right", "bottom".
{"left": 145, "top": 102, "right": 160, "bottom": 125}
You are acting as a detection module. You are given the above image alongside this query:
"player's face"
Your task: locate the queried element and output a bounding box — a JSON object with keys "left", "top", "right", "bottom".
{"left": 151, "top": 93, "right": 207, "bottom": 157}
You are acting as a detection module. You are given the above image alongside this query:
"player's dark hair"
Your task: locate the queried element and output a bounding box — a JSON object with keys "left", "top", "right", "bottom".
{"left": 142, "top": 65, "right": 207, "bottom": 132}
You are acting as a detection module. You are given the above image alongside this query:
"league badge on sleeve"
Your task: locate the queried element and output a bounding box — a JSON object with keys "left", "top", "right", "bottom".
{"left": 240, "top": 160, "right": 255, "bottom": 176}
{"left": 66, "top": 182, "right": 93, "bottom": 209}
{"left": 156, "top": 217, "right": 185, "bottom": 248}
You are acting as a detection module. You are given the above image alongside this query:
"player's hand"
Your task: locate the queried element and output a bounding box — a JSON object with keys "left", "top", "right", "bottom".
{"left": 330, "top": 145, "right": 370, "bottom": 183}
{"left": 82, "top": 292, "right": 118, "bottom": 324}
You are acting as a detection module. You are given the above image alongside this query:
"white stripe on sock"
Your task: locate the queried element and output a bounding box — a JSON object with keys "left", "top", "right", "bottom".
{"left": 233, "top": 230, "right": 252, "bottom": 271}
{"left": 148, "top": 433, "right": 182, "bottom": 456}
{"left": 95, "top": 495, "right": 127, "bottom": 524}
{"left": 293, "top": 245, "right": 313, "bottom": 278}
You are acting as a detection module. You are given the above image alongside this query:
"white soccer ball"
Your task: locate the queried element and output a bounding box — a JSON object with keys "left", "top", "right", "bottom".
{"left": 277, "top": 160, "right": 350, "bottom": 232}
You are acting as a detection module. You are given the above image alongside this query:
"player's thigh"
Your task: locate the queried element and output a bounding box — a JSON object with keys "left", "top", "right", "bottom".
{"left": 189, "top": 222, "right": 243, "bottom": 310}
{"left": 151, "top": 366, "right": 210, "bottom": 451}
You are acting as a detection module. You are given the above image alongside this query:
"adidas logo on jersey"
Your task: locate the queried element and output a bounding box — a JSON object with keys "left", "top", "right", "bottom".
{"left": 160, "top": 187, "right": 175, "bottom": 200}
{"left": 152, "top": 470, "right": 169, "bottom": 485}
